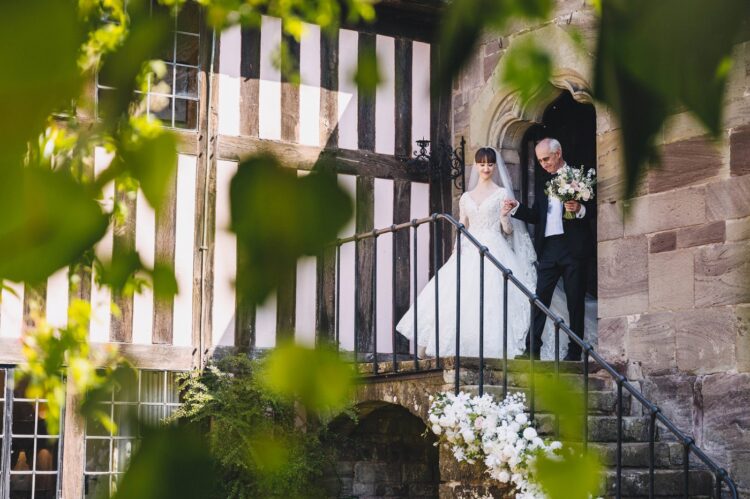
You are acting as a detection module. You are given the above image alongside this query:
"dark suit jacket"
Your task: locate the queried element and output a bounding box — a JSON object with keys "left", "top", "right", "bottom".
{"left": 511, "top": 193, "right": 595, "bottom": 260}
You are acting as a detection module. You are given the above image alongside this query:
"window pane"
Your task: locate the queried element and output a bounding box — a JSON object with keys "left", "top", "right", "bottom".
{"left": 85, "top": 407, "right": 111, "bottom": 437}
{"left": 165, "top": 372, "right": 180, "bottom": 404}
{"left": 140, "top": 405, "right": 163, "bottom": 427}
{"left": 37, "top": 402, "right": 57, "bottom": 436}
{"left": 140, "top": 372, "right": 164, "bottom": 403}
{"left": 12, "top": 401, "right": 36, "bottom": 435}
{"left": 177, "top": 2, "right": 200, "bottom": 34}
{"left": 174, "top": 99, "right": 198, "bottom": 130}
{"left": 176, "top": 33, "right": 199, "bottom": 65}
{"left": 97, "top": 88, "right": 117, "bottom": 120}
{"left": 13, "top": 377, "right": 29, "bottom": 397}
{"left": 113, "top": 405, "right": 139, "bottom": 437}
{"left": 11, "top": 438, "right": 35, "bottom": 470}
{"left": 175, "top": 66, "right": 198, "bottom": 98}
{"left": 113, "top": 439, "right": 136, "bottom": 472}
{"left": 9, "top": 473, "right": 32, "bottom": 498}
{"left": 152, "top": 63, "right": 174, "bottom": 96}
{"left": 86, "top": 439, "right": 111, "bottom": 472}
{"left": 149, "top": 94, "right": 172, "bottom": 124}
{"left": 84, "top": 474, "right": 109, "bottom": 499}
{"left": 34, "top": 473, "right": 58, "bottom": 499}
{"left": 36, "top": 437, "right": 59, "bottom": 470}
{"left": 114, "top": 370, "right": 139, "bottom": 403}
{"left": 161, "top": 35, "right": 175, "bottom": 62}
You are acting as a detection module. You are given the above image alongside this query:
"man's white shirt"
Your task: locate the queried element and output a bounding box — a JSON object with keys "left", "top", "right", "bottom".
{"left": 509, "top": 164, "right": 586, "bottom": 236}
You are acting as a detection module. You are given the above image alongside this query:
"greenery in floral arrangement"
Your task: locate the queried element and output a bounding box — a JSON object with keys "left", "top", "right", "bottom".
{"left": 166, "top": 353, "right": 344, "bottom": 499}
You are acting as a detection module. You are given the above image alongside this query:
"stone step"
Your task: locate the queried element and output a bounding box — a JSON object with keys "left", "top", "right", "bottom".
{"left": 462, "top": 385, "right": 631, "bottom": 415}
{"left": 589, "top": 442, "right": 687, "bottom": 468}
{"left": 534, "top": 415, "right": 655, "bottom": 442}
{"left": 448, "top": 370, "right": 613, "bottom": 391}
{"left": 601, "top": 468, "right": 714, "bottom": 497}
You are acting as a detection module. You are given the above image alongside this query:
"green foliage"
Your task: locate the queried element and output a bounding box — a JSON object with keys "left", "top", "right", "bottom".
{"left": 593, "top": 0, "right": 750, "bottom": 198}
{"left": 15, "top": 299, "right": 133, "bottom": 435}
{"left": 434, "top": 0, "right": 553, "bottom": 97}
{"left": 501, "top": 38, "right": 554, "bottom": 107}
{"left": 260, "top": 343, "right": 356, "bottom": 413}
{"left": 111, "top": 425, "right": 219, "bottom": 499}
{"left": 532, "top": 375, "right": 603, "bottom": 499}
{"left": 168, "top": 354, "right": 343, "bottom": 499}
{"left": 230, "top": 154, "right": 353, "bottom": 305}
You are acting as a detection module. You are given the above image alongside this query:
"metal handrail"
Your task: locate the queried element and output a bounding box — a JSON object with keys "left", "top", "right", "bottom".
{"left": 331, "top": 212, "right": 738, "bottom": 499}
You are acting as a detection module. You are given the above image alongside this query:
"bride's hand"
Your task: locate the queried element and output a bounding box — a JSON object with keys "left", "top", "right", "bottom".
{"left": 501, "top": 199, "right": 518, "bottom": 216}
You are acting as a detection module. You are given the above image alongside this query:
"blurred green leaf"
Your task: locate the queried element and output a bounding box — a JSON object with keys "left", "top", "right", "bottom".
{"left": 0, "top": 0, "right": 83, "bottom": 158}
{"left": 354, "top": 37, "right": 380, "bottom": 97}
{"left": 97, "top": 2, "right": 173, "bottom": 124}
{"left": 98, "top": 249, "right": 143, "bottom": 292}
{"left": 260, "top": 343, "right": 356, "bottom": 413}
{"left": 434, "top": 0, "right": 552, "bottom": 98}
{"left": 501, "top": 38, "right": 554, "bottom": 106}
{"left": 536, "top": 448, "right": 603, "bottom": 499}
{"left": 112, "top": 425, "right": 219, "bottom": 499}
{"left": 116, "top": 120, "right": 178, "bottom": 210}
{"left": 230, "top": 154, "right": 352, "bottom": 304}
{"left": 532, "top": 375, "right": 603, "bottom": 498}
{"left": 151, "top": 262, "right": 179, "bottom": 299}
{"left": 0, "top": 168, "right": 108, "bottom": 283}
{"left": 593, "top": 0, "right": 750, "bottom": 198}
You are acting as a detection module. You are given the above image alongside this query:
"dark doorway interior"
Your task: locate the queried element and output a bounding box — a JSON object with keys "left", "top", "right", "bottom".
{"left": 520, "top": 90, "right": 598, "bottom": 297}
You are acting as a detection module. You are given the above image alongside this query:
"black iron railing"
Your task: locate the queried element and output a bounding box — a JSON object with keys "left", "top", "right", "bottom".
{"left": 331, "top": 213, "right": 738, "bottom": 499}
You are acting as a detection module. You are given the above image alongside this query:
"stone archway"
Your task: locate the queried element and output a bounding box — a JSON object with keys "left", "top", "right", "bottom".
{"left": 328, "top": 401, "right": 440, "bottom": 498}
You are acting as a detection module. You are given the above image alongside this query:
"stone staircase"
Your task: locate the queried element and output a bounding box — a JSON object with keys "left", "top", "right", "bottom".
{"left": 359, "top": 357, "right": 716, "bottom": 498}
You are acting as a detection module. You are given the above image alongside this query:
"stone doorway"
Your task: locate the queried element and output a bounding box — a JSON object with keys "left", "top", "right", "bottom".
{"left": 519, "top": 90, "right": 598, "bottom": 298}
{"left": 329, "top": 403, "right": 439, "bottom": 498}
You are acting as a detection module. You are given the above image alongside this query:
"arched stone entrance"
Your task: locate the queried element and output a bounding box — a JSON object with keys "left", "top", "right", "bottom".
{"left": 328, "top": 401, "right": 440, "bottom": 498}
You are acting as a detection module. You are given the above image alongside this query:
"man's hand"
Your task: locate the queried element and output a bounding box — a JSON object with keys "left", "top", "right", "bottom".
{"left": 564, "top": 200, "right": 581, "bottom": 214}
{"left": 502, "top": 199, "right": 518, "bottom": 216}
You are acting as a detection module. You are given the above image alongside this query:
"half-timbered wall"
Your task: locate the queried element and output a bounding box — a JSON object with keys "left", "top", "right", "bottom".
{"left": 0, "top": 12, "right": 443, "bottom": 368}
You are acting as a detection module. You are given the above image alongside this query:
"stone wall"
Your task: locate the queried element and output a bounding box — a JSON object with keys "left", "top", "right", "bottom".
{"left": 449, "top": 0, "right": 750, "bottom": 493}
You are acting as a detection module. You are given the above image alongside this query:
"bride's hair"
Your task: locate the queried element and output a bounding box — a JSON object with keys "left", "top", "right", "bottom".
{"left": 475, "top": 147, "right": 497, "bottom": 164}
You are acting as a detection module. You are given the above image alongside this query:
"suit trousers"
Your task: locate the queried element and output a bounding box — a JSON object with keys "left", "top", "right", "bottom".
{"left": 526, "top": 235, "right": 588, "bottom": 358}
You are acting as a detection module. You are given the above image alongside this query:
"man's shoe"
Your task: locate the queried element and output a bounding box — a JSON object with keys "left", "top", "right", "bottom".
{"left": 562, "top": 352, "right": 581, "bottom": 362}
{"left": 514, "top": 350, "right": 541, "bottom": 361}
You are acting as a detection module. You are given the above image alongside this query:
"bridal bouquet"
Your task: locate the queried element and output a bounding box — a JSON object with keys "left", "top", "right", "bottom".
{"left": 545, "top": 165, "right": 596, "bottom": 219}
{"left": 428, "top": 391, "right": 563, "bottom": 499}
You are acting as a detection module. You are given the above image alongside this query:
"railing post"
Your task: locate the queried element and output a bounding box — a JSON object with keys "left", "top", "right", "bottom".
{"left": 529, "top": 295, "right": 537, "bottom": 421}
{"left": 354, "top": 236, "right": 360, "bottom": 363}
{"left": 335, "top": 243, "right": 341, "bottom": 352}
{"left": 649, "top": 406, "right": 659, "bottom": 499}
{"left": 479, "top": 248, "right": 485, "bottom": 396}
{"left": 433, "top": 215, "right": 440, "bottom": 366}
{"left": 391, "top": 225, "right": 398, "bottom": 372}
{"left": 372, "top": 230, "right": 378, "bottom": 375}
{"left": 616, "top": 376, "right": 624, "bottom": 499}
{"left": 583, "top": 345, "right": 589, "bottom": 454}
{"left": 412, "top": 219, "right": 419, "bottom": 371}
{"left": 502, "top": 272, "right": 509, "bottom": 399}
{"left": 454, "top": 229, "right": 462, "bottom": 395}
{"left": 554, "top": 320, "right": 561, "bottom": 437}
{"left": 683, "top": 437, "right": 693, "bottom": 499}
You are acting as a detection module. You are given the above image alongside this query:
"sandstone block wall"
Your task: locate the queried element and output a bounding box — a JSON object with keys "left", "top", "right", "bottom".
{"left": 449, "top": 0, "right": 750, "bottom": 492}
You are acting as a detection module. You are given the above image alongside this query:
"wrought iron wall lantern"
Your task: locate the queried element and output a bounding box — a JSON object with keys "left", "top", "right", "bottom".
{"left": 404, "top": 136, "right": 466, "bottom": 191}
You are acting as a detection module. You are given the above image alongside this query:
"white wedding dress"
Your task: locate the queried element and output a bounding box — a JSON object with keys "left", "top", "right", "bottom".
{"left": 396, "top": 187, "right": 569, "bottom": 360}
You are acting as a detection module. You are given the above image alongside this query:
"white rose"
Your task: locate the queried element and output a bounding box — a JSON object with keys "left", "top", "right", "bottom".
{"left": 497, "top": 470, "right": 511, "bottom": 483}
{"left": 431, "top": 424, "right": 442, "bottom": 435}
{"left": 523, "top": 427, "right": 537, "bottom": 440}
{"left": 510, "top": 422, "right": 521, "bottom": 434}
{"left": 429, "top": 414, "right": 439, "bottom": 424}
{"left": 515, "top": 413, "right": 528, "bottom": 425}
{"left": 461, "top": 428, "right": 476, "bottom": 443}
{"left": 550, "top": 441, "right": 563, "bottom": 450}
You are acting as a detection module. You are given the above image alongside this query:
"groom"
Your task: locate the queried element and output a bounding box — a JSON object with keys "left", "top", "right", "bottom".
{"left": 501, "top": 138, "right": 594, "bottom": 361}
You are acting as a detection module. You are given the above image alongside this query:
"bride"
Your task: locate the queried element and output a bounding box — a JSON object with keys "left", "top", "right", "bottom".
{"left": 396, "top": 146, "right": 568, "bottom": 360}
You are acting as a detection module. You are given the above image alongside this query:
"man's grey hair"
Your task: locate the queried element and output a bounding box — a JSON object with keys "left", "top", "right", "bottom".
{"left": 537, "top": 137, "right": 562, "bottom": 153}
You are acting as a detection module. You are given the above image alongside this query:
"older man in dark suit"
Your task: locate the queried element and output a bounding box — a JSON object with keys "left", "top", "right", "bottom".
{"left": 501, "top": 138, "right": 595, "bottom": 361}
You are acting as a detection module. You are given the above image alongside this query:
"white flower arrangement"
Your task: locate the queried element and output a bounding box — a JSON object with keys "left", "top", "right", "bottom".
{"left": 545, "top": 165, "right": 597, "bottom": 219}
{"left": 427, "top": 391, "right": 562, "bottom": 499}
